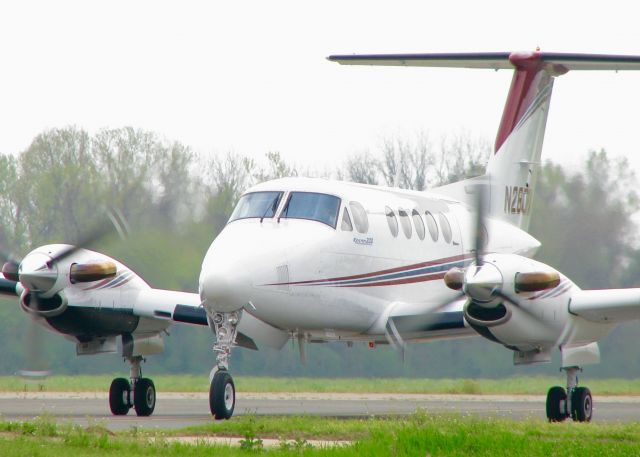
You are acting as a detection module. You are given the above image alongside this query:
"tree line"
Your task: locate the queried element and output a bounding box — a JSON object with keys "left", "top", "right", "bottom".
{"left": 1, "top": 126, "right": 640, "bottom": 379}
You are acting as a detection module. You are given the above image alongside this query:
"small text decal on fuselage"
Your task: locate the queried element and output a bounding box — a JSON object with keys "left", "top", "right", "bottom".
{"left": 504, "top": 186, "right": 531, "bottom": 215}
{"left": 353, "top": 237, "right": 373, "bottom": 246}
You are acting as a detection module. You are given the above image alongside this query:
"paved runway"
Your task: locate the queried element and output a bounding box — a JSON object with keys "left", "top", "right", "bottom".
{"left": 1, "top": 392, "right": 639, "bottom": 431}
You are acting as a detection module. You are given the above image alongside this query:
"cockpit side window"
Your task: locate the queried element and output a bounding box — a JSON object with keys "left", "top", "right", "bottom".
{"left": 281, "top": 192, "right": 341, "bottom": 228}
{"left": 349, "top": 201, "right": 369, "bottom": 233}
{"left": 229, "top": 191, "right": 283, "bottom": 223}
{"left": 341, "top": 207, "right": 353, "bottom": 231}
{"left": 385, "top": 206, "right": 398, "bottom": 237}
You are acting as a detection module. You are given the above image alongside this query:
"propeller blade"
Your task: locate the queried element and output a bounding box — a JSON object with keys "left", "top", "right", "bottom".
{"left": 385, "top": 291, "right": 467, "bottom": 356}
{"left": 492, "top": 289, "right": 546, "bottom": 325}
{"left": 0, "top": 242, "right": 23, "bottom": 270}
{"left": 48, "top": 207, "right": 130, "bottom": 265}
{"left": 472, "top": 179, "right": 488, "bottom": 267}
{"left": 385, "top": 317, "right": 405, "bottom": 349}
{"left": 19, "top": 294, "right": 51, "bottom": 379}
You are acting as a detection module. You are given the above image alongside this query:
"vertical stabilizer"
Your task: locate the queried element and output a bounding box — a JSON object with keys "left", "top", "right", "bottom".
{"left": 485, "top": 52, "right": 566, "bottom": 231}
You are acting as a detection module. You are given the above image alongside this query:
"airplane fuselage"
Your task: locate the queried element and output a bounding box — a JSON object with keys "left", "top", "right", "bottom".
{"left": 199, "top": 177, "right": 541, "bottom": 342}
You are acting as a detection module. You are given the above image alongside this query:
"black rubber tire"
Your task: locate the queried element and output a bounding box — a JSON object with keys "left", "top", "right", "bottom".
{"left": 109, "top": 378, "right": 131, "bottom": 416}
{"left": 209, "top": 370, "right": 235, "bottom": 420}
{"left": 133, "top": 378, "right": 156, "bottom": 417}
{"left": 571, "top": 386, "right": 593, "bottom": 422}
{"left": 546, "top": 386, "right": 567, "bottom": 422}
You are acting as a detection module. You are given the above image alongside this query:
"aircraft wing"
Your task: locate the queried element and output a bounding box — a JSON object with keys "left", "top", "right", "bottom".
{"left": 569, "top": 289, "right": 640, "bottom": 323}
{"left": 376, "top": 297, "right": 475, "bottom": 345}
{"left": 131, "top": 288, "right": 289, "bottom": 351}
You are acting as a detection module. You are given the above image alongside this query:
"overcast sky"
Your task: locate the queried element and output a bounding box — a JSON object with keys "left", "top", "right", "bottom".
{"left": 2, "top": 0, "right": 640, "bottom": 174}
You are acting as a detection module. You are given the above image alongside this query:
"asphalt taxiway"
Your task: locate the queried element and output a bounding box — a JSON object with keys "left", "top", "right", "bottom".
{"left": 1, "top": 392, "right": 639, "bottom": 430}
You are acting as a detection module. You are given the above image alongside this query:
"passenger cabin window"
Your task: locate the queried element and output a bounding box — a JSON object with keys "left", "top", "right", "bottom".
{"left": 438, "top": 212, "right": 453, "bottom": 243}
{"left": 229, "top": 191, "right": 283, "bottom": 222}
{"left": 281, "top": 192, "right": 341, "bottom": 228}
{"left": 349, "top": 201, "right": 369, "bottom": 233}
{"left": 385, "top": 206, "right": 398, "bottom": 237}
{"left": 425, "top": 211, "right": 438, "bottom": 241}
{"left": 412, "top": 209, "right": 425, "bottom": 240}
{"left": 341, "top": 208, "right": 353, "bottom": 231}
{"left": 398, "top": 209, "right": 412, "bottom": 239}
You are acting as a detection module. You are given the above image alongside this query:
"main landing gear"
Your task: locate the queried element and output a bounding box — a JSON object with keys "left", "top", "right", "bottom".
{"left": 546, "top": 366, "right": 593, "bottom": 422}
{"left": 108, "top": 356, "right": 156, "bottom": 416}
{"left": 208, "top": 311, "right": 241, "bottom": 420}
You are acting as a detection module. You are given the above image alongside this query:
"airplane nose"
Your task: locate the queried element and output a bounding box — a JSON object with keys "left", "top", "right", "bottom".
{"left": 199, "top": 266, "right": 248, "bottom": 313}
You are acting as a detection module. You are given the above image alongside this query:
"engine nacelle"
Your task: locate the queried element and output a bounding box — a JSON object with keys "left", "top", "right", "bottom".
{"left": 20, "top": 290, "right": 68, "bottom": 318}
{"left": 466, "top": 299, "right": 566, "bottom": 352}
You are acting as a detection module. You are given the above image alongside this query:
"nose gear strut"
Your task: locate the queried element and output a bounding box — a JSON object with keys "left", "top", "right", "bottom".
{"left": 207, "top": 310, "right": 241, "bottom": 419}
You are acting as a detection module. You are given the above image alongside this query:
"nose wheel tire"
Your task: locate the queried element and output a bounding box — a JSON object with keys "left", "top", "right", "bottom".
{"left": 109, "top": 378, "right": 131, "bottom": 415}
{"left": 133, "top": 378, "right": 156, "bottom": 417}
{"left": 210, "top": 370, "right": 235, "bottom": 420}
{"left": 571, "top": 387, "right": 593, "bottom": 422}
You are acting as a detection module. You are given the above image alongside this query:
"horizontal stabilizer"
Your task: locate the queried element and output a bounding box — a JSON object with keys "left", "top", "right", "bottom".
{"left": 328, "top": 52, "right": 640, "bottom": 71}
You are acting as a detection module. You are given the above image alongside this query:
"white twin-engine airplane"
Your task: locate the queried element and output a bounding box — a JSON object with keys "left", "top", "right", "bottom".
{"left": 3, "top": 51, "right": 640, "bottom": 423}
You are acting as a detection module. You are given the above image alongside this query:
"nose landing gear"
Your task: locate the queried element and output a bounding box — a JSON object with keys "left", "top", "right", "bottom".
{"left": 546, "top": 366, "right": 592, "bottom": 422}
{"left": 208, "top": 311, "right": 241, "bottom": 420}
{"left": 108, "top": 356, "right": 156, "bottom": 416}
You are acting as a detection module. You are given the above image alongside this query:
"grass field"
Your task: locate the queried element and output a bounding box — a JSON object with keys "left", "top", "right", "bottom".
{"left": 1, "top": 413, "right": 640, "bottom": 456}
{"left": 3, "top": 375, "right": 640, "bottom": 395}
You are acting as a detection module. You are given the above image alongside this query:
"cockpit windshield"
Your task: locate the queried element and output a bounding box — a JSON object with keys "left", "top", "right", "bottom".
{"left": 229, "top": 191, "right": 283, "bottom": 222}
{"left": 281, "top": 192, "right": 341, "bottom": 228}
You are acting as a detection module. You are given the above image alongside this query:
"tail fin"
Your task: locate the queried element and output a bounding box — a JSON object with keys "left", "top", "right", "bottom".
{"left": 329, "top": 51, "right": 640, "bottom": 231}
{"left": 484, "top": 51, "right": 564, "bottom": 231}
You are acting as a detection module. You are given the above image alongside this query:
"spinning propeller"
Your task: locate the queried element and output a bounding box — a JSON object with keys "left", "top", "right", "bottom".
{"left": 444, "top": 181, "right": 560, "bottom": 317}
{"left": 385, "top": 179, "right": 563, "bottom": 355}
{"left": 0, "top": 207, "right": 129, "bottom": 378}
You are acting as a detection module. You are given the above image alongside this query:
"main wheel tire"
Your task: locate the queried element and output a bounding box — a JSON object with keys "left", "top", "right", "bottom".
{"left": 109, "top": 378, "right": 131, "bottom": 416}
{"left": 133, "top": 378, "right": 156, "bottom": 417}
{"left": 546, "top": 386, "right": 568, "bottom": 422}
{"left": 210, "top": 370, "right": 235, "bottom": 420}
{"left": 571, "top": 386, "right": 593, "bottom": 422}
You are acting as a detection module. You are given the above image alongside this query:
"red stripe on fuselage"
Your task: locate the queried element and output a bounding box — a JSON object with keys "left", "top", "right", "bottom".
{"left": 337, "top": 271, "right": 447, "bottom": 288}
{"left": 265, "top": 253, "right": 470, "bottom": 286}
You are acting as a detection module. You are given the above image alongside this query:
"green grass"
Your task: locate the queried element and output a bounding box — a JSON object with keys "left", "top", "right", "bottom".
{"left": 4, "top": 375, "right": 640, "bottom": 395}
{"left": 2, "top": 413, "right": 640, "bottom": 456}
